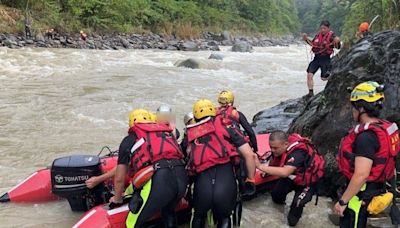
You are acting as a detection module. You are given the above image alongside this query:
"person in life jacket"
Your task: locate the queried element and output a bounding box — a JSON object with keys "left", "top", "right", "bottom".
{"left": 156, "top": 104, "right": 181, "bottom": 139}
{"left": 183, "top": 99, "right": 257, "bottom": 228}
{"left": 255, "top": 130, "right": 325, "bottom": 226}
{"left": 217, "top": 90, "right": 258, "bottom": 152}
{"left": 356, "top": 22, "right": 372, "bottom": 41}
{"left": 109, "top": 109, "right": 188, "bottom": 228}
{"left": 85, "top": 112, "right": 158, "bottom": 189}
{"left": 302, "top": 20, "right": 341, "bottom": 97}
{"left": 334, "top": 81, "right": 400, "bottom": 228}
{"left": 180, "top": 112, "right": 195, "bottom": 155}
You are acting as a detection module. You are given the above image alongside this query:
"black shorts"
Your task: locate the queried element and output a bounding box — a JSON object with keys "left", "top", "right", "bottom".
{"left": 307, "top": 55, "right": 331, "bottom": 78}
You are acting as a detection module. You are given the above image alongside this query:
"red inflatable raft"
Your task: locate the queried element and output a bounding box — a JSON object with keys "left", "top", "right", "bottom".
{"left": 72, "top": 134, "right": 282, "bottom": 228}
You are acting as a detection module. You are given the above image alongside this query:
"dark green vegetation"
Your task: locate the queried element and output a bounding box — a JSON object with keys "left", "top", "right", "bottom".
{"left": 296, "top": 0, "right": 400, "bottom": 41}
{"left": 0, "top": 0, "right": 299, "bottom": 37}
{"left": 0, "top": 0, "right": 398, "bottom": 39}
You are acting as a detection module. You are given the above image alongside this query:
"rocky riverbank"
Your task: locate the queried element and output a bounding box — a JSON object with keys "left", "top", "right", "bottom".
{"left": 0, "top": 31, "right": 301, "bottom": 50}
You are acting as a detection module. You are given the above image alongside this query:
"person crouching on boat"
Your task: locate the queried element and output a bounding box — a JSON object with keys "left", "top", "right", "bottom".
{"left": 110, "top": 109, "right": 188, "bottom": 228}
{"left": 255, "top": 130, "right": 325, "bottom": 226}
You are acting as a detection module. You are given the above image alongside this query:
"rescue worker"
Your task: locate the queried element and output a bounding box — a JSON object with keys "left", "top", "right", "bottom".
{"left": 110, "top": 109, "right": 188, "bottom": 228}
{"left": 302, "top": 20, "right": 341, "bottom": 97}
{"left": 86, "top": 113, "right": 158, "bottom": 189}
{"left": 217, "top": 90, "right": 258, "bottom": 153}
{"left": 356, "top": 22, "right": 372, "bottom": 40}
{"left": 184, "top": 99, "right": 257, "bottom": 228}
{"left": 255, "top": 130, "right": 325, "bottom": 226}
{"left": 180, "top": 112, "right": 194, "bottom": 154}
{"left": 156, "top": 104, "right": 180, "bottom": 139}
{"left": 334, "top": 81, "right": 400, "bottom": 227}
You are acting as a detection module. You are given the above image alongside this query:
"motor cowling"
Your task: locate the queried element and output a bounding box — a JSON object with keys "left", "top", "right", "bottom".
{"left": 51, "top": 155, "right": 108, "bottom": 211}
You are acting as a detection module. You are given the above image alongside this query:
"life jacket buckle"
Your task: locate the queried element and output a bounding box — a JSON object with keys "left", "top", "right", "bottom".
{"left": 154, "top": 163, "right": 161, "bottom": 170}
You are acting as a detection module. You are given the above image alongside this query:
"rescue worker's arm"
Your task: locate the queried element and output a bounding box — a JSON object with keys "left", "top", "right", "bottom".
{"left": 110, "top": 134, "right": 135, "bottom": 204}
{"left": 86, "top": 166, "right": 116, "bottom": 189}
{"left": 238, "top": 112, "right": 258, "bottom": 152}
{"left": 227, "top": 127, "right": 256, "bottom": 179}
{"left": 111, "top": 164, "right": 128, "bottom": 203}
{"left": 255, "top": 157, "right": 296, "bottom": 177}
{"left": 238, "top": 143, "right": 256, "bottom": 179}
{"left": 302, "top": 33, "right": 313, "bottom": 46}
{"left": 340, "top": 156, "right": 373, "bottom": 204}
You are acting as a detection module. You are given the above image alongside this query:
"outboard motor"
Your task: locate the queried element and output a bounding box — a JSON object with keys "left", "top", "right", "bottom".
{"left": 51, "top": 155, "right": 109, "bottom": 211}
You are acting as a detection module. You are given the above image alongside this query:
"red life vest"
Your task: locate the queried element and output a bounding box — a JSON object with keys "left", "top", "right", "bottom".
{"left": 268, "top": 153, "right": 287, "bottom": 167}
{"left": 217, "top": 105, "right": 240, "bottom": 126}
{"left": 337, "top": 120, "right": 400, "bottom": 183}
{"left": 311, "top": 31, "right": 334, "bottom": 56}
{"left": 186, "top": 117, "right": 238, "bottom": 174}
{"left": 128, "top": 123, "right": 183, "bottom": 174}
{"left": 286, "top": 134, "right": 325, "bottom": 186}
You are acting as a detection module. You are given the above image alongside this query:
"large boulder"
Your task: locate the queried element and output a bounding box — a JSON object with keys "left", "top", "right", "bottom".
{"left": 174, "top": 58, "right": 221, "bottom": 70}
{"left": 231, "top": 41, "right": 253, "bottom": 52}
{"left": 252, "top": 97, "right": 308, "bottom": 134}
{"left": 287, "top": 30, "right": 400, "bottom": 196}
{"left": 178, "top": 41, "right": 199, "bottom": 51}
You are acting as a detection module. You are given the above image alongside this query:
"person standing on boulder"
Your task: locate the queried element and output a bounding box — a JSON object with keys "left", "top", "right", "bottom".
{"left": 302, "top": 20, "right": 341, "bottom": 97}
{"left": 334, "top": 81, "right": 400, "bottom": 227}
{"left": 254, "top": 130, "right": 325, "bottom": 226}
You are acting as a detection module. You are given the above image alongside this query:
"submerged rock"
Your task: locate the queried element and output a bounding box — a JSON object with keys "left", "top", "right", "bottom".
{"left": 174, "top": 58, "right": 221, "bottom": 70}
{"left": 208, "top": 53, "right": 224, "bottom": 60}
{"left": 232, "top": 41, "right": 253, "bottom": 52}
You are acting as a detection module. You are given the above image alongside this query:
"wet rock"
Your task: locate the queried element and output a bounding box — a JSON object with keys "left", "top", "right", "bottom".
{"left": 208, "top": 53, "right": 224, "bottom": 60}
{"left": 222, "top": 40, "right": 233, "bottom": 46}
{"left": 287, "top": 30, "right": 400, "bottom": 197}
{"left": 232, "top": 41, "right": 253, "bottom": 52}
{"left": 120, "top": 37, "right": 131, "bottom": 48}
{"left": 174, "top": 58, "right": 221, "bottom": 70}
{"left": 35, "top": 32, "right": 45, "bottom": 42}
{"left": 178, "top": 41, "right": 199, "bottom": 51}
{"left": 25, "top": 39, "right": 34, "bottom": 45}
{"left": 252, "top": 97, "right": 308, "bottom": 134}
{"left": 166, "top": 45, "right": 178, "bottom": 51}
{"left": 3, "top": 38, "right": 17, "bottom": 48}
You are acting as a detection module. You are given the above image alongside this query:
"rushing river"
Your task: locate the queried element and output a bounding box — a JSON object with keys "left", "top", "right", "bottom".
{"left": 0, "top": 45, "right": 337, "bottom": 228}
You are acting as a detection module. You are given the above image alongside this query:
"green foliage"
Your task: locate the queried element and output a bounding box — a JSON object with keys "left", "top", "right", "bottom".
{"left": 1, "top": 0, "right": 301, "bottom": 36}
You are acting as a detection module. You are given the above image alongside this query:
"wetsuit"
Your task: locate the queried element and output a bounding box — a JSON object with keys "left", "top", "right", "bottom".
{"left": 340, "top": 131, "right": 381, "bottom": 228}
{"left": 183, "top": 119, "right": 247, "bottom": 228}
{"left": 270, "top": 149, "right": 316, "bottom": 226}
{"left": 237, "top": 111, "right": 258, "bottom": 152}
{"left": 118, "top": 133, "right": 188, "bottom": 228}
